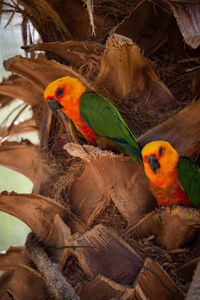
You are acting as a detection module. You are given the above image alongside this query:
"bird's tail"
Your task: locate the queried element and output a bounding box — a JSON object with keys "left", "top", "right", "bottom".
{"left": 96, "top": 136, "right": 142, "bottom": 163}
{"left": 122, "top": 147, "right": 142, "bottom": 164}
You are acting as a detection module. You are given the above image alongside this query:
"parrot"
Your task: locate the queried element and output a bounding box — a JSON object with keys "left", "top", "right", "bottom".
{"left": 44, "top": 76, "right": 142, "bottom": 163}
{"left": 141, "top": 140, "right": 200, "bottom": 209}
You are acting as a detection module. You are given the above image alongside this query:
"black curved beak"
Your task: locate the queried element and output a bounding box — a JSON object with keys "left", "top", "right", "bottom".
{"left": 147, "top": 155, "right": 160, "bottom": 174}
{"left": 47, "top": 99, "right": 63, "bottom": 113}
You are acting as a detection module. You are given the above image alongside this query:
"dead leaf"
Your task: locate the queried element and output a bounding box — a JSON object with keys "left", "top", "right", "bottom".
{"left": 0, "top": 191, "right": 87, "bottom": 239}
{"left": 71, "top": 224, "right": 143, "bottom": 284}
{"left": 7, "top": 264, "right": 49, "bottom": 300}
{"left": 0, "top": 76, "right": 42, "bottom": 106}
{"left": 0, "top": 246, "right": 24, "bottom": 271}
{"left": 138, "top": 98, "right": 200, "bottom": 156}
{"left": 178, "top": 257, "right": 200, "bottom": 282}
{"left": 79, "top": 274, "right": 135, "bottom": 300}
{"left": 46, "top": 214, "right": 72, "bottom": 268}
{"left": 134, "top": 257, "right": 185, "bottom": 300}
{"left": 0, "top": 94, "right": 14, "bottom": 108}
{"left": 129, "top": 207, "right": 200, "bottom": 249}
{"left": 95, "top": 34, "right": 175, "bottom": 114}
{"left": 3, "top": 55, "right": 91, "bottom": 92}
{"left": 111, "top": 0, "right": 173, "bottom": 55}
{"left": 23, "top": 40, "right": 103, "bottom": 71}
{"left": 0, "top": 271, "right": 14, "bottom": 300}
{"left": 186, "top": 259, "right": 200, "bottom": 300}
{"left": 47, "top": 0, "right": 113, "bottom": 41}
{"left": 168, "top": 1, "right": 200, "bottom": 49}
{"left": 67, "top": 143, "right": 155, "bottom": 225}
{"left": 0, "top": 118, "right": 37, "bottom": 139}
{"left": 26, "top": 232, "right": 79, "bottom": 300}
{"left": 0, "top": 141, "right": 49, "bottom": 184}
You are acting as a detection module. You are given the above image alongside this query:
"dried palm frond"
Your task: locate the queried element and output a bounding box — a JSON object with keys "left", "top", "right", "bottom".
{"left": 1, "top": 0, "right": 71, "bottom": 42}
{"left": 0, "top": 102, "right": 26, "bottom": 127}
{"left": 19, "top": 0, "right": 68, "bottom": 33}
{"left": 83, "top": 0, "right": 96, "bottom": 35}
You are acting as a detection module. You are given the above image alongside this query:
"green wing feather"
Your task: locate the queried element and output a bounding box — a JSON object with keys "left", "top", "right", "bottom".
{"left": 178, "top": 157, "right": 200, "bottom": 207}
{"left": 79, "top": 89, "right": 141, "bottom": 162}
{"left": 68, "top": 118, "right": 86, "bottom": 142}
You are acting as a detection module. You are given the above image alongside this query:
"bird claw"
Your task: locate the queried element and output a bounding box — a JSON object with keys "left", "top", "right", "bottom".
{"left": 158, "top": 205, "right": 166, "bottom": 221}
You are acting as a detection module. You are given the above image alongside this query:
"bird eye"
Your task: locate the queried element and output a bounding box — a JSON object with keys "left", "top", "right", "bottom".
{"left": 56, "top": 88, "right": 64, "bottom": 97}
{"left": 159, "top": 147, "right": 164, "bottom": 156}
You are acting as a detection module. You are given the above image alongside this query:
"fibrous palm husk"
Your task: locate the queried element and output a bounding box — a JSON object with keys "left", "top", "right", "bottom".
{"left": 66, "top": 143, "right": 155, "bottom": 225}
{"left": 126, "top": 207, "right": 200, "bottom": 250}
{"left": 167, "top": 0, "right": 200, "bottom": 49}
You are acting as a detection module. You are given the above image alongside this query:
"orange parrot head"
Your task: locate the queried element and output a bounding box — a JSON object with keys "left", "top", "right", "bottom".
{"left": 141, "top": 140, "right": 179, "bottom": 188}
{"left": 44, "top": 76, "right": 85, "bottom": 115}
